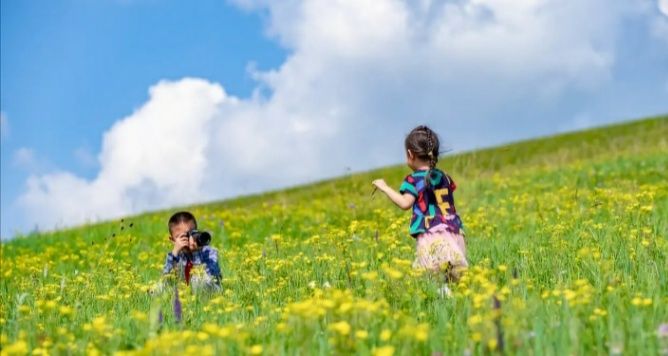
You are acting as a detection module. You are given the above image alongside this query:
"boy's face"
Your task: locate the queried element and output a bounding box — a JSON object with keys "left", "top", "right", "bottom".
{"left": 170, "top": 221, "right": 198, "bottom": 251}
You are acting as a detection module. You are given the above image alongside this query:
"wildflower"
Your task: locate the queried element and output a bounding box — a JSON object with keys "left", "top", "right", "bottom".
{"left": 355, "top": 330, "right": 368, "bottom": 339}
{"left": 362, "top": 271, "right": 378, "bottom": 281}
{"left": 329, "top": 321, "right": 351, "bottom": 336}
{"left": 380, "top": 329, "right": 392, "bottom": 341}
{"left": 658, "top": 323, "right": 668, "bottom": 338}
{"left": 471, "top": 332, "right": 482, "bottom": 342}
{"left": 415, "top": 323, "right": 429, "bottom": 342}
{"left": 131, "top": 310, "right": 148, "bottom": 322}
{"left": 373, "top": 346, "right": 395, "bottom": 356}
{"left": 59, "top": 305, "right": 74, "bottom": 316}
{"left": 249, "top": 345, "right": 263, "bottom": 355}
{"left": 2, "top": 340, "right": 28, "bottom": 355}
{"left": 276, "top": 322, "right": 288, "bottom": 333}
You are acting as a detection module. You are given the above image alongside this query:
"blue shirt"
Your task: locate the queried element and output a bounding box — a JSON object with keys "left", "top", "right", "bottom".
{"left": 163, "top": 246, "right": 222, "bottom": 287}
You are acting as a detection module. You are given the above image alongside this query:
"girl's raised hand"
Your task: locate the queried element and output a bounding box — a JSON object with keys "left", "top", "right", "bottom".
{"left": 372, "top": 179, "right": 389, "bottom": 191}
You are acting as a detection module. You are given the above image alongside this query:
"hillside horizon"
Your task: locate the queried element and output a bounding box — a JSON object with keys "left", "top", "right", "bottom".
{"left": 3, "top": 114, "right": 665, "bottom": 242}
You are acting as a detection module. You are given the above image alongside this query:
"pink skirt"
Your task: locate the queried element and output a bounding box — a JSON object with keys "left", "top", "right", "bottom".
{"left": 413, "top": 224, "right": 468, "bottom": 275}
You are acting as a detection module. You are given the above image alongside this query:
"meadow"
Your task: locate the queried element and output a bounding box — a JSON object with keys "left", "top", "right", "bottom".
{"left": 1, "top": 116, "right": 667, "bottom": 355}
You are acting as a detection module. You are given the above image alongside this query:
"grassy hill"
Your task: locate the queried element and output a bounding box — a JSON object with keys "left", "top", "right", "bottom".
{"left": 1, "top": 116, "right": 667, "bottom": 355}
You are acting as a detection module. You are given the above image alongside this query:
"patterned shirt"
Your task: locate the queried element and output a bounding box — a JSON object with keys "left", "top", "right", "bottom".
{"left": 163, "top": 246, "right": 222, "bottom": 288}
{"left": 399, "top": 169, "right": 464, "bottom": 237}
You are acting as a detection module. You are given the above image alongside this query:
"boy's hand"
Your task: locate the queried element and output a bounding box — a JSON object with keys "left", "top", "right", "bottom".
{"left": 171, "top": 233, "right": 189, "bottom": 256}
{"left": 372, "top": 179, "right": 389, "bottom": 192}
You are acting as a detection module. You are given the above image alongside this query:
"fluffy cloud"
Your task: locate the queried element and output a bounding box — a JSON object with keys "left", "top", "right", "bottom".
{"left": 659, "top": 0, "right": 668, "bottom": 16}
{"left": 18, "top": 79, "right": 226, "bottom": 228}
{"left": 16, "top": 0, "right": 665, "bottom": 232}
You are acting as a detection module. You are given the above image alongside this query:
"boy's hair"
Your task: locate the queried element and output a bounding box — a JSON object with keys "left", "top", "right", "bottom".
{"left": 405, "top": 125, "right": 440, "bottom": 187}
{"left": 168, "top": 211, "right": 197, "bottom": 235}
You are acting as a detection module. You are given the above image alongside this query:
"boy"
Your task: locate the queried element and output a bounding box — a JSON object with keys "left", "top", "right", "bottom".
{"left": 163, "top": 211, "right": 222, "bottom": 290}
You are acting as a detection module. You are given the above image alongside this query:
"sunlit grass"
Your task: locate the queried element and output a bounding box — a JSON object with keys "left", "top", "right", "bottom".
{"left": 1, "top": 116, "right": 667, "bottom": 355}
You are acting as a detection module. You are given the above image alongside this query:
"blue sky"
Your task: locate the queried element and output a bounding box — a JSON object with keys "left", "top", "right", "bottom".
{"left": 1, "top": 0, "right": 284, "bottom": 236}
{"left": 1, "top": 0, "right": 667, "bottom": 238}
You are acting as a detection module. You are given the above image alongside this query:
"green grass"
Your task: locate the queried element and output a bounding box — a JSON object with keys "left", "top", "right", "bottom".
{"left": 1, "top": 116, "right": 667, "bottom": 355}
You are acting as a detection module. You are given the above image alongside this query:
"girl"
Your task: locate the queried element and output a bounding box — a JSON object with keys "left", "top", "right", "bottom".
{"left": 372, "top": 125, "right": 468, "bottom": 295}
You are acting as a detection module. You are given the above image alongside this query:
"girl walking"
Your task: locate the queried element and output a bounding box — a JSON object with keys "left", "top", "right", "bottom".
{"left": 372, "top": 125, "right": 468, "bottom": 296}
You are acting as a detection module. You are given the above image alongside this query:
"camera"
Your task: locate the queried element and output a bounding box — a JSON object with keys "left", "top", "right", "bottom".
{"left": 187, "top": 229, "right": 211, "bottom": 247}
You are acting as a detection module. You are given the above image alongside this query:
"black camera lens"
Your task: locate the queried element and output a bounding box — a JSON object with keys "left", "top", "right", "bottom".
{"left": 188, "top": 229, "right": 211, "bottom": 247}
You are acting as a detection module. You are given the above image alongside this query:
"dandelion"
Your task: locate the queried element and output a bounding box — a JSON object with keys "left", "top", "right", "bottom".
{"left": 249, "top": 345, "right": 263, "bottom": 355}
{"left": 131, "top": 310, "right": 148, "bottom": 322}
{"left": 3, "top": 340, "right": 28, "bottom": 355}
{"left": 196, "top": 332, "right": 209, "bottom": 341}
{"left": 414, "top": 323, "right": 429, "bottom": 342}
{"left": 373, "top": 346, "right": 395, "bottom": 356}
{"left": 59, "top": 305, "right": 74, "bottom": 316}
{"left": 329, "top": 321, "right": 351, "bottom": 336}
{"left": 380, "top": 329, "right": 392, "bottom": 341}
{"left": 355, "top": 330, "right": 368, "bottom": 339}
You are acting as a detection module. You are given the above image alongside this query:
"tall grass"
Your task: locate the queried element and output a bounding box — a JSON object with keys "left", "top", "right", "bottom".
{"left": 1, "top": 116, "right": 667, "bottom": 355}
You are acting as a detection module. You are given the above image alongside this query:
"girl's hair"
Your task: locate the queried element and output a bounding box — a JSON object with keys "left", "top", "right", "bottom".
{"left": 405, "top": 125, "right": 440, "bottom": 187}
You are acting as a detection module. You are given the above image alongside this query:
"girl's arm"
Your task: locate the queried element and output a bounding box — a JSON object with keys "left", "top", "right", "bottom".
{"left": 372, "top": 179, "right": 416, "bottom": 210}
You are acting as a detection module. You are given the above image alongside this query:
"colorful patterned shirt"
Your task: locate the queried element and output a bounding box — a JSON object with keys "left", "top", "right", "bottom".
{"left": 163, "top": 246, "right": 222, "bottom": 288}
{"left": 399, "top": 169, "right": 464, "bottom": 237}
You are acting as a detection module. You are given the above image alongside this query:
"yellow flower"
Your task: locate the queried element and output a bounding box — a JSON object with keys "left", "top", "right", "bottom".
{"left": 276, "top": 322, "right": 288, "bottom": 333}
{"left": 471, "top": 332, "right": 482, "bottom": 342}
{"left": 415, "top": 323, "right": 429, "bottom": 342}
{"left": 3, "top": 340, "right": 28, "bottom": 355}
{"left": 329, "top": 321, "right": 351, "bottom": 336}
{"left": 362, "top": 271, "right": 378, "bottom": 281}
{"left": 355, "top": 330, "right": 368, "bottom": 340}
{"left": 59, "top": 305, "right": 74, "bottom": 316}
{"left": 380, "top": 329, "right": 392, "bottom": 341}
{"left": 249, "top": 344, "right": 263, "bottom": 355}
{"left": 131, "top": 310, "right": 147, "bottom": 322}
{"left": 373, "top": 346, "right": 395, "bottom": 356}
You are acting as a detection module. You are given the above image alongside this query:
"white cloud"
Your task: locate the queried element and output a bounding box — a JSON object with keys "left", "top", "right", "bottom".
{"left": 659, "top": 0, "right": 668, "bottom": 16}
{"left": 15, "top": 0, "right": 663, "bottom": 232}
{"left": 0, "top": 112, "right": 8, "bottom": 139}
{"left": 18, "top": 79, "right": 228, "bottom": 229}
{"left": 651, "top": 0, "right": 668, "bottom": 43}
